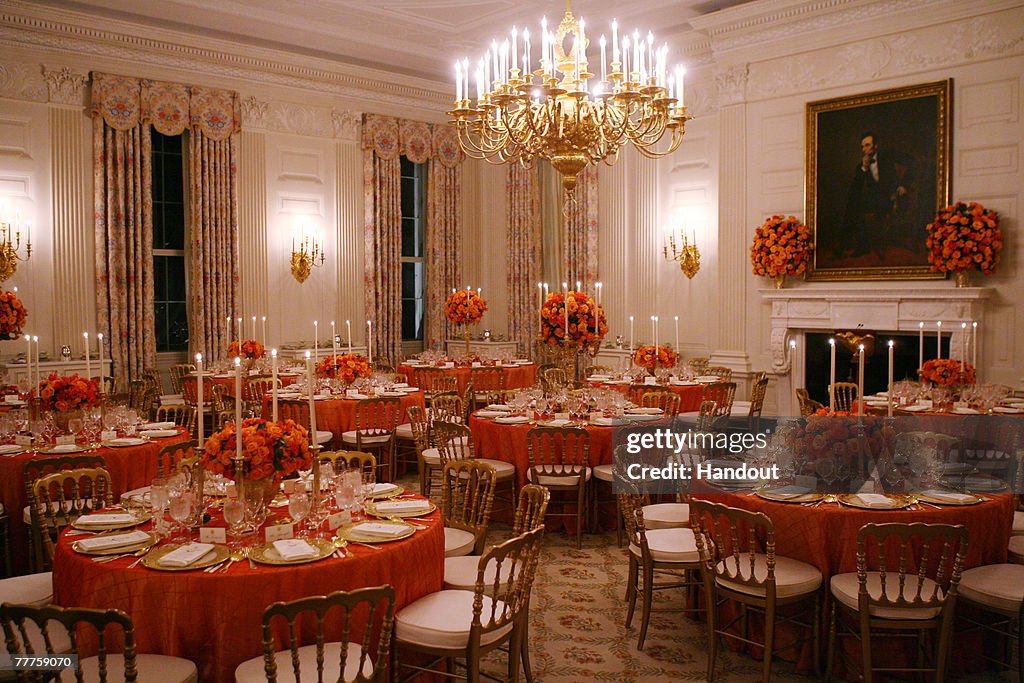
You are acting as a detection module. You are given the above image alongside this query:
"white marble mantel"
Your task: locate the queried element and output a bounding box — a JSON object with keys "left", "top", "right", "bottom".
{"left": 762, "top": 285, "right": 992, "bottom": 413}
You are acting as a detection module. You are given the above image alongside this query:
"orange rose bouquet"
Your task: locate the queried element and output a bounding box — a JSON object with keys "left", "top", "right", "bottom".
{"left": 540, "top": 292, "right": 608, "bottom": 348}
{"left": 632, "top": 345, "right": 678, "bottom": 371}
{"left": 201, "top": 418, "right": 311, "bottom": 482}
{"left": 445, "top": 290, "right": 487, "bottom": 325}
{"left": 920, "top": 358, "right": 975, "bottom": 386}
{"left": 228, "top": 339, "right": 265, "bottom": 360}
{"left": 35, "top": 373, "right": 102, "bottom": 412}
{"left": 926, "top": 202, "right": 1002, "bottom": 275}
{"left": 792, "top": 414, "right": 891, "bottom": 465}
{"left": 317, "top": 353, "right": 373, "bottom": 383}
{"left": 0, "top": 291, "right": 27, "bottom": 339}
{"left": 750, "top": 215, "right": 813, "bottom": 278}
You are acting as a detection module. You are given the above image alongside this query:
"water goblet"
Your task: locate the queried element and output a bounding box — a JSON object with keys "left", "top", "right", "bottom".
{"left": 168, "top": 492, "right": 194, "bottom": 542}
{"left": 150, "top": 478, "right": 170, "bottom": 537}
{"left": 288, "top": 491, "right": 311, "bottom": 537}
{"left": 223, "top": 498, "right": 246, "bottom": 539}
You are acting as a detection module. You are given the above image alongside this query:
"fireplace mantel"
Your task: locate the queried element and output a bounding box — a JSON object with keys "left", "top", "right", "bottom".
{"left": 762, "top": 285, "right": 991, "bottom": 413}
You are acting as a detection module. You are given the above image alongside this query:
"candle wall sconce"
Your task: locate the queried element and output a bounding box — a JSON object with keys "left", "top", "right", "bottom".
{"left": 663, "top": 227, "right": 701, "bottom": 279}
{"left": 290, "top": 235, "right": 324, "bottom": 283}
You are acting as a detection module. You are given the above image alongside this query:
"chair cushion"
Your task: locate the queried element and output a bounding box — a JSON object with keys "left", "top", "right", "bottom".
{"left": 234, "top": 642, "right": 371, "bottom": 683}
{"left": 444, "top": 527, "right": 477, "bottom": 558}
{"left": 642, "top": 503, "right": 690, "bottom": 529}
{"left": 1009, "top": 535, "right": 1024, "bottom": 563}
{"left": 593, "top": 464, "right": 614, "bottom": 482}
{"left": 473, "top": 459, "right": 516, "bottom": 481}
{"left": 443, "top": 555, "right": 514, "bottom": 592}
{"left": 830, "top": 571, "right": 942, "bottom": 620}
{"left": 316, "top": 430, "right": 333, "bottom": 445}
{"left": 1013, "top": 510, "right": 1024, "bottom": 536}
{"left": 0, "top": 572, "right": 53, "bottom": 607}
{"left": 629, "top": 527, "right": 700, "bottom": 564}
{"left": 421, "top": 448, "right": 441, "bottom": 465}
{"left": 60, "top": 654, "right": 197, "bottom": 683}
{"left": 340, "top": 431, "right": 390, "bottom": 445}
{"left": 395, "top": 423, "right": 414, "bottom": 440}
{"left": 717, "top": 554, "right": 822, "bottom": 599}
{"left": 395, "top": 590, "right": 513, "bottom": 650}
{"left": 526, "top": 468, "right": 591, "bottom": 487}
{"left": 2, "top": 618, "right": 70, "bottom": 658}
{"left": 959, "top": 564, "right": 1024, "bottom": 614}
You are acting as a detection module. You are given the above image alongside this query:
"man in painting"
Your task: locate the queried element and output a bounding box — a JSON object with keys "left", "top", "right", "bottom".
{"left": 843, "top": 131, "right": 914, "bottom": 261}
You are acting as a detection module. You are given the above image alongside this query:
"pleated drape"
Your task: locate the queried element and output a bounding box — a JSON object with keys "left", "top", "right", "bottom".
{"left": 563, "top": 165, "right": 600, "bottom": 288}
{"left": 425, "top": 160, "right": 462, "bottom": 349}
{"left": 363, "top": 150, "right": 403, "bottom": 365}
{"left": 506, "top": 165, "right": 542, "bottom": 359}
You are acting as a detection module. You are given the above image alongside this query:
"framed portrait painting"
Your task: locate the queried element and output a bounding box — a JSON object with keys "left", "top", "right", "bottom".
{"left": 805, "top": 80, "right": 951, "bottom": 281}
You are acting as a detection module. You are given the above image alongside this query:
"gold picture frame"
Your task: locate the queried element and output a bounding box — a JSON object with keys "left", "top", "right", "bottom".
{"left": 805, "top": 80, "right": 951, "bottom": 281}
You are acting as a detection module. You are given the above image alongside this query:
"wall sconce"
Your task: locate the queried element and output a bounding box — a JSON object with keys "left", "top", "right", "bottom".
{"left": 663, "top": 227, "right": 700, "bottom": 279}
{"left": 0, "top": 204, "right": 31, "bottom": 282}
{"left": 290, "top": 233, "right": 324, "bottom": 283}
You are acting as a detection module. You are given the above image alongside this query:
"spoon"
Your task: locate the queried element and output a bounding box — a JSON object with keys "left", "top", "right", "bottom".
{"left": 333, "top": 537, "right": 348, "bottom": 558}
{"left": 220, "top": 547, "right": 247, "bottom": 572}
{"left": 94, "top": 546, "right": 150, "bottom": 564}
{"left": 389, "top": 516, "right": 425, "bottom": 530}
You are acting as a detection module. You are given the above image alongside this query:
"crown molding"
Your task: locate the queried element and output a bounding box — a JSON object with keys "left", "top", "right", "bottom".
{"left": 0, "top": 0, "right": 451, "bottom": 115}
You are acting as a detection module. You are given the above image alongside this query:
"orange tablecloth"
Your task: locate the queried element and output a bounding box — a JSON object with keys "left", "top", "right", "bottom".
{"left": 260, "top": 391, "right": 426, "bottom": 449}
{"left": 181, "top": 372, "right": 300, "bottom": 398}
{"left": 587, "top": 381, "right": 706, "bottom": 411}
{"left": 398, "top": 364, "right": 537, "bottom": 394}
{"left": 53, "top": 499, "right": 445, "bottom": 683}
{"left": 0, "top": 431, "right": 191, "bottom": 574}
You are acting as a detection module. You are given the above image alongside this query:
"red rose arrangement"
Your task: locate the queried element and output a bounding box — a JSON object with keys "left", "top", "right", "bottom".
{"left": 445, "top": 290, "right": 487, "bottom": 325}
{"left": 791, "top": 413, "right": 892, "bottom": 464}
{"left": 35, "top": 373, "right": 102, "bottom": 412}
{"left": 316, "top": 353, "right": 373, "bottom": 383}
{"left": 201, "top": 418, "right": 311, "bottom": 482}
{"left": 540, "top": 292, "right": 608, "bottom": 348}
{"left": 920, "top": 358, "right": 975, "bottom": 386}
{"left": 926, "top": 202, "right": 1002, "bottom": 275}
{"left": 227, "top": 339, "right": 265, "bottom": 360}
{"left": 750, "top": 215, "right": 813, "bottom": 278}
{"left": 0, "top": 291, "right": 27, "bottom": 338}
{"left": 632, "top": 345, "right": 678, "bottom": 371}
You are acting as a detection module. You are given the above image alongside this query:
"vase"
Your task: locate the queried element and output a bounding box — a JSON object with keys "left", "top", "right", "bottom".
{"left": 464, "top": 327, "right": 471, "bottom": 354}
{"left": 240, "top": 475, "right": 277, "bottom": 507}
{"left": 954, "top": 271, "right": 970, "bottom": 288}
{"left": 244, "top": 357, "right": 257, "bottom": 372}
{"left": 54, "top": 409, "right": 82, "bottom": 433}
{"left": 774, "top": 274, "right": 785, "bottom": 289}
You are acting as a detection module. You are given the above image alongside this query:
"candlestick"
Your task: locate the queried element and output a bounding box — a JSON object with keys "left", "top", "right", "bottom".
{"left": 918, "top": 321, "right": 924, "bottom": 374}
{"left": 346, "top": 320, "right": 352, "bottom": 354}
{"left": 83, "top": 333, "right": 91, "bottom": 378}
{"left": 538, "top": 282, "right": 543, "bottom": 330}
{"left": 32, "top": 336, "right": 39, "bottom": 393}
{"left": 227, "top": 316, "right": 232, "bottom": 343}
{"left": 936, "top": 321, "right": 942, "bottom": 359}
{"left": 236, "top": 317, "right": 242, "bottom": 345}
{"left": 305, "top": 351, "right": 318, "bottom": 443}
{"left": 674, "top": 316, "right": 679, "bottom": 352}
{"left": 313, "top": 320, "right": 318, "bottom": 365}
{"left": 367, "top": 320, "right": 373, "bottom": 364}
{"left": 331, "top": 321, "right": 338, "bottom": 358}
{"left": 271, "top": 349, "right": 279, "bottom": 423}
{"left": 828, "top": 338, "right": 836, "bottom": 413}
{"left": 97, "top": 334, "right": 104, "bottom": 395}
{"left": 234, "top": 357, "right": 242, "bottom": 464}
{"left": 251, "top": 316, "right": 256, "bottom": 340}
{"left": 629, "top": 316, "right": 634, "bottom": 352}
{"left": 23, "top": 335, "right": 30, "bottom": 392}
{"left": 789, "top": 339, "right": 797, "bottom": 412}
{"left": 857, "top": 344, "right": 865, "bottom": 417}
{"left": 196, "top": 353, "right": 204, "bottom": 446}
{"left": 960, "top": 322, "right": 967, "bottom": 378}
{"left": 971, "top": 321, "right": 977, "bottom": 371}
{"left": 562, "top": 283, "right": 569, "bottom": 340}
{"left": 887, "top": 340, "right": 894, "bottom": 417}
{"left": 261, "top": 316, "right": 267, "bottom": 347}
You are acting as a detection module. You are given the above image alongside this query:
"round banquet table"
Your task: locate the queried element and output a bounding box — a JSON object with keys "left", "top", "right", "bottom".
{"left": 587, "top": 380, "right": 706, "bottom": 411}
{"left": 0, "top": 430, "right": 191, "bottom": 575}
{"left": 53, "top": 497, "right": 445, "bottom": 683}
{"left": 181, "top": 372, "right": 300, "bottom": 398}
{"left": 691, "top": 487, "right": 1014, "bottom": 674}
{"left": 260, "top": 391, "right": 426, "bottom": 449}
{"left": 398, "top": 363, "right": 537, "bottom": 394}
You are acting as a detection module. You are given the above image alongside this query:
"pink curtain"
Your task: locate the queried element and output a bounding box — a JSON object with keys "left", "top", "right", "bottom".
{"left": 92, "top": 73, "right": 155, "bottom": 389}
{"left": 506, "top": 165, "right": 541, "bottom": 359}
{"left": 563, "top": 166, "right": 600, "bottom": 289}
{"left": 426, "top": 125, "right": 464, "bottom": 349}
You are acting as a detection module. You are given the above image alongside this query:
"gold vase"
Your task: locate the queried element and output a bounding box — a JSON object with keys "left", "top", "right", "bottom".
{"left": 464, "top": 328, "right": 471, "bottom": 354}
{"left": 773, "top": 274, "right": 785, "bottom": 289}
{"left": 954, "top": 271, "right": 970, "bottom": 288}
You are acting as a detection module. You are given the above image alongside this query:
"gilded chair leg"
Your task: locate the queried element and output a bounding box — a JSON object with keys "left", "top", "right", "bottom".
{"left": 508, "top": 622, "right": 523, "bottom": 683}
{"left": 860, "top": 621, "right": 873, "bottom": 683}
{"left": 812, "top": 594, "right": 822, "bottom": 675}
{"left": 824, "top": 602, "right": 836, "bottom": 682}
{"left": 521, "top": 607, "right": 535, "bottom": 683}
{"left": 705, "top": 583, "right": 719, "bottom": 682}
{"left": 638, "top": 562, "right": 654, "bottom": 650}
{"left": 625, "top": 555, "right": 639, "bottom": 628}
{"left": 762, "top": 604, "right": 775, "bottom": 683}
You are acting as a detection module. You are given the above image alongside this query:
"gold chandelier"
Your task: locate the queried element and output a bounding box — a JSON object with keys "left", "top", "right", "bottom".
{"left": 0, "top": 208, "right": 31, "bottom": 282}
{"left": 449, "top": 1, "right": 690, "bottom": 197}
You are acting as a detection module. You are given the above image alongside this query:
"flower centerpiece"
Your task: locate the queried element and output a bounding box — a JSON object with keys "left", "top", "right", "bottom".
{"left": 632, "top": 345, "right": 678, "bottom": 372}
{"left": 540, "top": 292, "right": 608, "bottom": 349}
{"left": 201, "top": 418, "right": 311, "bottom": 505}
{"left": 920, "top": 358, "right": 976, "bottom": 386}
{"left": 925, "top": 201, "right": 1002, "bottom": 287}
{"left": 750, "top": 215, "right": 813, "bottom": 288}
{"left": 317, "top": 353, "right": 373, "bottom": 384}
{"left": 0, "top": 291, "right": 27, "bottom": 340}
{"left": 35, "top": 372, "right": 102, "bottom": 412}
{"left": 445, "top": 289, "right": 488, "bottom": 353}
{"left": 227, "top": 339, "right": 265, "bottom": 360}
{"left": 791, "top": 412, "right": 893, "bottom": 469}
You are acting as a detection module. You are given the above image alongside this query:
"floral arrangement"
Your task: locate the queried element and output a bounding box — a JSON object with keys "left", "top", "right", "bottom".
{"left": 632, "top": 345, "right": 678, "bottom": 371}
{"left": 201, "top": 418, "right": 311, "bottom": 482}
{"left": 227, "top": 339, "right": 265, "bottom": 360}
{"left": 920, "top": 358, "right": 976, "bottom": 386}
{"left": 0, "top": 291, "right": 27, "bottom": 338}
{"left": 791, "top": 413, "right": 892, "bottom": 464}
{"left": 926, "top": 202, "right": 1002, "bottom": 275}
{"left": 35, "top": 373, "right": 102, "bottom": 412}
{"left": 316, "top": 353, "right": 373, "bottom": 383}
{"left": 750, "top": 215, "right": 813, "bottom": 278}
{"left": 540, "top": 292, "right": 608, "bottom": 347}
{"left": 445, "top": 290, "right": 488, "bottom": 325}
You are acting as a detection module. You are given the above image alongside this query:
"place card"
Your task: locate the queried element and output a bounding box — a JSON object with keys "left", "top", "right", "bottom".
{"left": 14, "top": 435, "right": 32, "bottom": 446}
{"left": 4, "top": 395, "right": 20, "bottom": 404}
{"left": 443, "top": 362, "right": 455, "bottom": 368}
{"left": 953, "top": 401, "right": 969, "bottom": 410}
{"left": 644, "top": 376, "right": 657, "bottom": 385}
{"left": 265, "top": 523, "right": 294, "bottom": 542}
{"left": 916, "top": 400, "right": 934, "bottom": 410}
{"left": 199, "top": 527, "right": 227, "bottom": 544}
{"left": 56, "top": 435, "right": 77, "bottom": 446}
{"left": 282, "top": 480, "right": 298, "bottom": 495}
{"left": 471, "top": 362, "right": 482, "bottom": 368}
{"left": 101, "top": 430, "right": 118, "bottom": 441}
{"left": 345, "top": 389, "right": 360, "bottom": 397}
{"left": 328, "top": 510, "right": 352, "bottom": 531}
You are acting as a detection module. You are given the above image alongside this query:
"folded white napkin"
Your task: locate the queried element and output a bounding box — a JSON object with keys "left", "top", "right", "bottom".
{"left": 272, "top": 539, "right": 319, "bottom": 561}
{"left": 139, "top": 429, "right": 179, "bottom": 438}
{"left": 383, "top": 391, "right": 405, "bottom": 397}
{"left": 158, "top": 542, "right": 215, "bottom": 567}
{"left": 76, "top": 513, "right": 135, "bottom": 526}
{"left": 47, "top": 444, "right": 81, "bottom": 453}
{"left": 486, "top": 404, "right": 513, "bottom": 411}
{"left": 371, "top": 483, "right": 398, "bottom": 495}
{"left": 108, "top": 438, "right": 146, "bottom": 446}
{"left": 855, "top": 494, "right": 893, "bottom": 508}
{"left": 765, "top": 485, "right": 811, "bottom": 496}
{"left": 0, "top": 444, "right": 23, "bottom": 455}
{"left": 345, "top": 393, "right": 370, "bottom": 400}
{"left": 352, "top": 523, "right": 407, "bottom": 538}
{"left": 919, "top": 490, "right": 976, "bottom": 504}
{"left": 494, "top": 415, "right": 530, "bottom": 424}
{"left": 375, "top": 500, "right": 431, "bottom": 513}
{"left": 392, "top": 383, "right": 410, "bottom": 388}
{"left": 141, "top": 421, "right": 176, "bottom": 430}
{"left": 475, "top": 410, "right": 506, "bottom": 418}
{"left": 627, "top": 407, "right": 664, "bottom": 415}
{"left": 75, "top": 530, "right": 150, "bottom": 552}
{"left": 590, "top": 416, "right": 614, "bottom": 426}
{"left": 543, "top": 418, "right": 572, "bottom": 427}
{"left": 588, "top": 375, "right": 611, "bottom": 381}
{"left": 994, "top": 406, "right": 1024, "bottom": 414}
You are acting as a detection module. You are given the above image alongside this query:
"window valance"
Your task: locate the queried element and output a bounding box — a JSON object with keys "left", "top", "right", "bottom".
{"left": 90, "top": 72, "right": 241, "bottom": 141}
{"left": 361, "top": 113, "right": 463, "bottom": 168}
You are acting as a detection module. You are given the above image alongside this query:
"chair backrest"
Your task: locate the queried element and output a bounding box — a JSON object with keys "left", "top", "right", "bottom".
{"left": 697, "top": 400, "right": 718, "bottom": 432}
{"left": 243, "top": 378, "right": 277, "bottom": 415}
{"left": 460, "top": 382, "right": 474, "bottom": 421}
{"left": 355, "top": 397, "right": 402, "bottom": 435}
{"left": 587, "top": 365, "right": 613, "bottom": 377}
{"left": 33, "top": 467, "right": 113, "bottom": 564}
{"left": 278, "top": 400, "right": 316, "bottom": 445}
{"left": 430, "top": 393, "right": 465, "bottom": 424}
{"left": 541, "top": 367, "right": 568, "bottom": 392}
{"left": 795, "top": 388, "right": 824, "bottom": 417}
{"left": 156, "top": 441, "right": 195, "bottom": 478}
{"left": 470, "top": 368, "right": 504, "bottom": 406}
{"left": 639, "top": 390, "right": 682, "bottom": 416}
{"left": 319, "top": 450, "right": 377, "bottom": 479}
{"left": 154, "top": 404, "right": 191, "bottom": 428}
{"left": 617, "top": 479, "right": 651, "bottom": 554}
{"left": 372, "top": 362, "right": 394, "bottom": 374}
{"left": 831, "top": 381, "right": 859, "bottom": 413}
{"left": 705, "top": 365, "right": 733, "bottom": 381}
{"left": 405, "top": 405, "right": 429, "bottom": 454}
{"left": 855, "top": 522, "right": 969, "bottom": 613}
{"left": 441, "top": 460, "right": 497, "bottom": 554}
{"left": 0, "top": 603, "right": 139, "bottom": 682}
{"left": 429, "top": 375, "right": 458, "bottom": 396}
{"left": 513, "top": 484, "right": 551, "bottom": 535}
{"left": 526, "top": 426, "right": 590, "bottom": 480}
{"left": 626, "top": 384, "right": 660, "bottom": 404}
{"left": 748, "top": 372, "right": 769, "bottom": 415}
{"left": 168, "top": 363, "right": 195, "bottom": 395}
{"left": 434, "top": 421, "right": 474, "bottom": 465}
{"left": 23, "top": 455, "right": 107, "bottom": 570}
{"left": 410, "top": 366, "right": 444, "bottom": 393}
{"left": 702, "top": 382, "right": 736, "bottom": 417}
{"left": 259, "top": 585, "right": 395, "bottom": 683}
{"left": 686, "top": 357, "right": 710, "bottom": 375}
{"left": 691, "top": 499, "right": 778, "bottom": 599}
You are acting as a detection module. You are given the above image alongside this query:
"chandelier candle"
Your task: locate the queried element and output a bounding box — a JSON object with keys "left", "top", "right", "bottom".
{"left": 236, "top": 317, "right": 242, "bottom": 345}
{"left": 972, "top": 321, "right": 977, "bottom": 370}
{"left": 271, "top": 349, "right": 278, "bottom": 423}
{"left": 674, "top": 316, "right": 679, "bottom": 352}
{"left": 251, "top": 316, "right": 256, "bottom": 340}
{"left": 83, "top": 332, "right": 91, "bottom": 378}
{"left": 196, "top": 353, "right": 204, "bottom": 445}
{"left": 32, "top": 336, "right": 39, "bottom": 391}
{"left": 563, "top": 282, "right": 568, "bottom": 339}
{"left": 789, "top": 339, "right": 797, "bottom": 410}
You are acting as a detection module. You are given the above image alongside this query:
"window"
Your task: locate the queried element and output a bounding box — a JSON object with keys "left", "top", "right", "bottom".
{"left": 151, "top": 131, "right": 189, "bottom": 353}
{"left": 400, "top": 156, "right": 427, "bottom": 341}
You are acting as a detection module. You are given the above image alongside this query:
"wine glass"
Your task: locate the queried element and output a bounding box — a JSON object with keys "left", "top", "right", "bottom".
{"left": 150, "top": 477, "right": 170, "bottom": 537}
{"left": 288, "top": 491, "right": 310, "bottom": 537}
{"left": 334, "top": 475, "right": 355, "bottom": 511}
{"left": 223, "top": 498, "right": 246, "bottom": 540}
{"left": 168, "top": 492, "right": 194, "bottom": 543}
